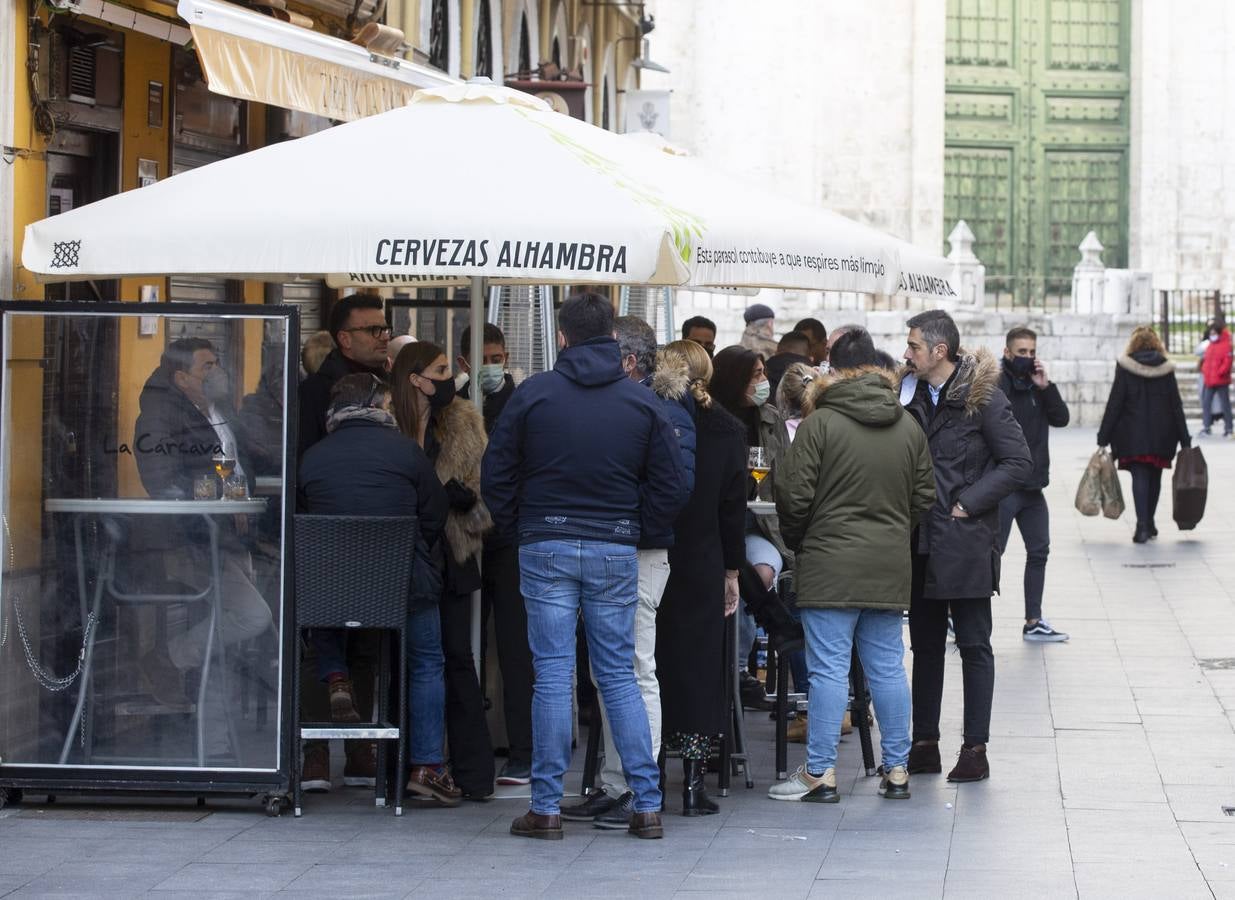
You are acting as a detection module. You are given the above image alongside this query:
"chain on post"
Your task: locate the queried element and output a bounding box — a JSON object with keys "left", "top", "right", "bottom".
{"left": 4, "top": 514, "right": 98, "bottom": 692}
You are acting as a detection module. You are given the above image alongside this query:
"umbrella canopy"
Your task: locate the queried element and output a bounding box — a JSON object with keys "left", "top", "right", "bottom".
{"left": 22, "top": 82, "right": 955, "bottom": 299}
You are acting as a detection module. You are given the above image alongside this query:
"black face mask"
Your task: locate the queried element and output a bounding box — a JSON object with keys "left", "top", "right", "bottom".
{"left": 425, "top": 376, "right": 456, "bottom": 410}
{"left": 1007, "top": 356, "right": 1035, "bottom": 379}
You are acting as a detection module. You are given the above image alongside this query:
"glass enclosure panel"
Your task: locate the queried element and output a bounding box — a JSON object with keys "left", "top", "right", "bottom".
{"left": 0, "top": 307, "right": 290, "bottom": 771}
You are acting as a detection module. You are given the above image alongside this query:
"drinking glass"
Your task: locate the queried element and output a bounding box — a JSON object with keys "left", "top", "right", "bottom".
{"left": 193, "top": 473, "right": 217, "bottom": 501}
{"left": 223, "top": 474, "right": 248, "bottom": 501}
{"left": 747, "top": 446, "right": 770, "bottom": 485}
{"left": 213, "top": 453, "right": 236, "bottom": 481}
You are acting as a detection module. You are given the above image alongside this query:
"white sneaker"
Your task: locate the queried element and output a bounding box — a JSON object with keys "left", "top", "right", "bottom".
{"left": 767, "top": 766, "right": 837, "bottom": 803}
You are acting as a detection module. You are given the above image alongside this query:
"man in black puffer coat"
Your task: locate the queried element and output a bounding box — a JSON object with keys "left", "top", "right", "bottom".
{"left": 900, "top": 310, "right": 1031, "bottom": 786}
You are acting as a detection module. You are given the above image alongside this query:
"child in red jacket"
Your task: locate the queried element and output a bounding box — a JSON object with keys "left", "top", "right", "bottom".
{"left": 1201, "top": 322, "right": 1233, "bottom": 437}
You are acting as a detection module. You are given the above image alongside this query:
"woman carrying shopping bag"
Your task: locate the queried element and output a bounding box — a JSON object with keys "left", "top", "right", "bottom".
{"left": 1097, "top": 327, "right": 1191, "bottom": 544}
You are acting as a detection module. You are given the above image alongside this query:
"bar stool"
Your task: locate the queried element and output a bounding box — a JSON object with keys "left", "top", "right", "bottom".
{"left": 292, "top": 515, "right": 416, "bottom": 817}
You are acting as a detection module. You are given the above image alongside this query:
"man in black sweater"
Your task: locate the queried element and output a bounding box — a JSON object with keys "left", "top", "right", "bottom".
{"left": 997, "top": 326, "right": 1071, "bottom": 642}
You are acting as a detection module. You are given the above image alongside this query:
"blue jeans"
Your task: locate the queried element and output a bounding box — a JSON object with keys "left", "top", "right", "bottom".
{"left": 802, "top": 608, "right": 911, "bottom": 774}
{"left": 407, "top": 604, "right": 446, "bottom": 765}
{"left": 520, "top": 539, "right": 661, "bottom": 816}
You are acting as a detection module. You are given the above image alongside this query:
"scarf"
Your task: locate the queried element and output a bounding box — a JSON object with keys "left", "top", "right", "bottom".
{"left": 325, "top": 404, "right": 398, "bottom": 434}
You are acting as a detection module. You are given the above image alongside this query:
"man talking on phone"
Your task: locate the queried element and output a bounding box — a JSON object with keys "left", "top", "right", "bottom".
{"left": 998, "top": 326, "right": 1070, "bottom": 642}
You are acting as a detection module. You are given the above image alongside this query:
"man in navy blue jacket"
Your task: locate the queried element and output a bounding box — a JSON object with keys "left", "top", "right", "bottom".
{"left": 483, "top": 293, "right": 689, "bottom": 841}
{"left": 563, "top": 316, "right": 696, "bottom": 828}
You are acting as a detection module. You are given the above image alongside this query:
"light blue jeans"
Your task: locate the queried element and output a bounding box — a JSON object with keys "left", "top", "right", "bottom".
{"left": 520, "top": 539, "right": 661, "bottom": 816}
{"left": 802, "top": 608, "right": 911, "bottom": 775}
{"left": 407, "top": 604, "right": 446, "bottom": 765}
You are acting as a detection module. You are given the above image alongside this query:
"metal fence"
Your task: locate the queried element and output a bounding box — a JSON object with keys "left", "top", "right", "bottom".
{"left": 1159, "top": 290, "right": 1235, "bottom": 355}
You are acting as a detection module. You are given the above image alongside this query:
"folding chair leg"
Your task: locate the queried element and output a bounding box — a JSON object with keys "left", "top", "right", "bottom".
{"left": 849, "top": 648, "right": 877, "bottom": 776}
{"left": 580, "top": 694, "right": 603, "bottom": 794}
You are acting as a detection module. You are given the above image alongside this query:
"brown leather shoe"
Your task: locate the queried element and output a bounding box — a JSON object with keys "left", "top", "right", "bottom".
{"left": 406, "top": 765, "right": 463, "bottom": 807}
{"left": 510, "top": 811, "right": 563, "bottom": 840}
{"left": 947, "top": 745, "right": 990, "bottom": 783}
{"left": 907, "top": 741, "right": 942, "bottom": 775}
{"left": 328, "top": 678, "right": 362, "bottom": 722}
{"left": 629, "top": 810, "right": 663, "bottom": 839}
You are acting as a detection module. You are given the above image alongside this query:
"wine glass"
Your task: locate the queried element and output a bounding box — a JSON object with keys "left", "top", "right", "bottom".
{"left": 212, "top": 453, "right": 236, "bottom": 482}
{"left": 748, "top": 447, "right": 770, "bottom": 486}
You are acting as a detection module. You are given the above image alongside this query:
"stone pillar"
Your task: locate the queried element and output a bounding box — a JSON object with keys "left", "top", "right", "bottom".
{"left": 1071, "top": 231, "right": 1106, "bottom": 314}
{"left": 946, "top": 220, "right": 986, "bottom": 308}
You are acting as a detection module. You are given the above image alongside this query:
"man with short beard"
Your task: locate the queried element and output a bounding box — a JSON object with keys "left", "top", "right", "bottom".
{"left": 900, "top": 310, "right": 1030, "bottom": 784}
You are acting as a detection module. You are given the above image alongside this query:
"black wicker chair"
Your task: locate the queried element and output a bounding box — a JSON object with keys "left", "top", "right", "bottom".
{"left": 292, "top": 515, "right": 417, "bottom": 817}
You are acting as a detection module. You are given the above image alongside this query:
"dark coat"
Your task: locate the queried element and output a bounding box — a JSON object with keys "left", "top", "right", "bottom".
{"left": 237, "top": 374, "right": 284, "bottom": 478}
{"left": 297, "top": 417, "right": 447, "bottom": 546}
{"left": 776, "top": 368, "right": 936, "bottom": 611}
{"left": 134, "top": 366, "right": 237, "bottom": 500}
{"left": 460, "top": 374, "right": 516, "bottom": 435}
{"left": 481, "top": 336, "right": 689, "bottom": 547}
{"left": 298, "top": 348, "right": 386, "bottom": 456}
{"left": 638, "top": 353, "right": 697, "bottom": 549}
{"left": 998, "top": 364, "right": 1070, "bottom": 490}
{"left": 656, "top": 403, "right": 747, "bottom": 737}
{"left": 1097, "top": 351, "right": 1191, "bottom": 459}
{"left": 904, "top": 350, "right": 1032, "bottom": 600}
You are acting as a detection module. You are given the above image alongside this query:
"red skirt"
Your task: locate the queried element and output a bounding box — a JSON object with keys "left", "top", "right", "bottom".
{"left": 1118, "top": 454, "right": 1172, "bottom": 470}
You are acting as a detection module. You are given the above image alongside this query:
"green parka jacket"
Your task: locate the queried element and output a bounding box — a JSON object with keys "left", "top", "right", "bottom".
{"left": 774, "top": 367, "right": 936, "bottom": 612}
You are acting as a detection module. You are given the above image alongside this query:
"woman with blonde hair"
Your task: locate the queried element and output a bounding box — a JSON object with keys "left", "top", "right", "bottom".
{"left": 1097, "top": 326, "right": 1191, "bottom": 543}
{"left": 654, "top": 339, "right": 747, "bottom": 816}
{"left": 390, "top": 341, "right": 496, "bottom": 800}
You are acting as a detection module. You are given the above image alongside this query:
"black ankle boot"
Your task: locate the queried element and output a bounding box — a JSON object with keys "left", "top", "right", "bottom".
{"left": 1133, "top": 522, "right": 1151, "bottom": 544}
{"left": 682, "top": 759, "right": 719, "bottom": 817}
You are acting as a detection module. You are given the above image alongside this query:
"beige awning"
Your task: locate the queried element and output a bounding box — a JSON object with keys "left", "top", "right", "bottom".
{"left": 178, "top": 0, "right": 458, "bottom": 121}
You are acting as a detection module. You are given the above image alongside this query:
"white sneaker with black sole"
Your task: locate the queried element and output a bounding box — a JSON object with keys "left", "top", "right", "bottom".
{"left": 1023, "top": 619, "right": 1069, "bottom": 642}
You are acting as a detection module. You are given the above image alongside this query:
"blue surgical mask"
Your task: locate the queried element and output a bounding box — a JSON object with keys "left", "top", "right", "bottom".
{"left": 479, "top": 363, "right": 506, "bottom": 394}
{"left": 751, "top": 380, "right": 770, "bottom": 407}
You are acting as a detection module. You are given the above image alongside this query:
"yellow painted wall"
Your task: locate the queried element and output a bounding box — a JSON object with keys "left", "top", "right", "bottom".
{"left": 115, "top": 33, "right": 173, "bottom": 498}
{"left": 8, "top": 0, "right": 48, "bottom": 567}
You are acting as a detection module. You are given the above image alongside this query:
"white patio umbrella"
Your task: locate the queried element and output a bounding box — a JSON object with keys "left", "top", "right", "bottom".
{"left": 22, "top": 81, "right": 954, "bottom": 299}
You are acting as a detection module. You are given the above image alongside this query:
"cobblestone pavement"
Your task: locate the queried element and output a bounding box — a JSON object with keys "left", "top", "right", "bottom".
{"left": 2, "top": 427, "right": 1235, "bottom": 899}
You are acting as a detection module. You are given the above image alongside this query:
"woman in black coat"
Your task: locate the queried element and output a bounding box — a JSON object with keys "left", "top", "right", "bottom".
{"left": 655, "top": 340, "right": 748, "bottom": 816}
{"left": 1097, "top": 326, "right": 1191, "bottom": 543}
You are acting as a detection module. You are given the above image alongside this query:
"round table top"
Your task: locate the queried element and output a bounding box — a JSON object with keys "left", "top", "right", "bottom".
{"left": 45, "top": 497, "right": 267, "bottom": 515}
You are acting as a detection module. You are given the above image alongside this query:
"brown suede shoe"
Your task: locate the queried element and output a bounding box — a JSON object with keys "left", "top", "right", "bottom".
{"left": 947, "top": 745, "right": 990, "bottom": 783}
{"left": 510, "top": 811, "right": 563, "bottom": 840}
{"left": 629, "top": 811, "right": 664, "bottom": 839}
{"left": 328, "top": 678, "right": 362, "bottom": 722}
{"left": 406, "top": 765, "right": 463, "bottom": 807}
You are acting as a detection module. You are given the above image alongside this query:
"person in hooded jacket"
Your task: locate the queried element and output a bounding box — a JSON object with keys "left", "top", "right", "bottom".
{"left": 900, "top": 310, "right": 1031, "bottom": 784}
{"left": 997, "top": 326, "right": 1071, "bottom": 642}
{"left": 391, "top": 341, "right": 497, "bottom": 801}
{"left": 132, "top": 338, "right": 273, "bottom": 709}
{"left": 1200, "top": 319, "right": 1233, "bottom": 438}
{"left": 1098, "top": 326, "right": 1192, "bottom": 543}
{"left": 770, "top": 329, "right": 936, "bottom": 804}
{"left": 482, "top": 292, "right": 689, "bottom": 841}
{"left": 562, "top": 317, "right": 696, "bottom": 828}
{"left": 653, "top": 340, "right": 745, "bottom": 817}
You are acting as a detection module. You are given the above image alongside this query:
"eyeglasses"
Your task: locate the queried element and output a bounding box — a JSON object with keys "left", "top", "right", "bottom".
{"left": 345, "top": 325, "right": 393, "bottom": 340}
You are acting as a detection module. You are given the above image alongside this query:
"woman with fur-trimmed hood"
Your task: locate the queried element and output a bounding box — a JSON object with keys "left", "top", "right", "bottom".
{"left": 1097, "top": 325, "right": 1191, "bottom": 543}
{"left": 391, "top": 341, "right": 495, "bottom": 800}
{"left": 769, "top": 330, "right": 936, "bottom": 804}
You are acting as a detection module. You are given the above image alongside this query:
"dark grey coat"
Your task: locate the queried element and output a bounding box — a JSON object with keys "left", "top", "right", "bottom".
{"left": 904, "top": 350, "right": 1032, "bottom": 600}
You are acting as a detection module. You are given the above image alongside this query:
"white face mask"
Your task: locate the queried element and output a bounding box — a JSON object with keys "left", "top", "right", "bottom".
{"left": 751, "top": 380, "right": 771, "bottom": 407}
{"left": 479, "top": 363, "right": 506, "bottom": 394}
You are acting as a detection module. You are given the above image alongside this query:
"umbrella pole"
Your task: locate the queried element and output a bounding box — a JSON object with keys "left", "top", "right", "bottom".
{"left": 469, "top": 276, "right": 485, "bottom": 681}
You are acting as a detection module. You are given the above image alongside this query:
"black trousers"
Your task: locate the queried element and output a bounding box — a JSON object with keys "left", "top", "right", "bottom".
{"left": 1128, "top": 462, "right": 1164, "bottom": 528}
{"left": 909, "top": 554, "right": 994, "bottom": 746}
{"left": 440, "top": 593, "right": 495, "bottom": 795}
{"left": 998, "top": 489, "right": 1050, "bottom": 622}
{"left": 480, "top": 541, "right": 534, "bottom": 767}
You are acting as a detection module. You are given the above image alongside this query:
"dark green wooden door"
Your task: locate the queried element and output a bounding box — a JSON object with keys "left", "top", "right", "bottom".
{"left": 945, "top": 0, "right": 1129, "bottom": 303}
